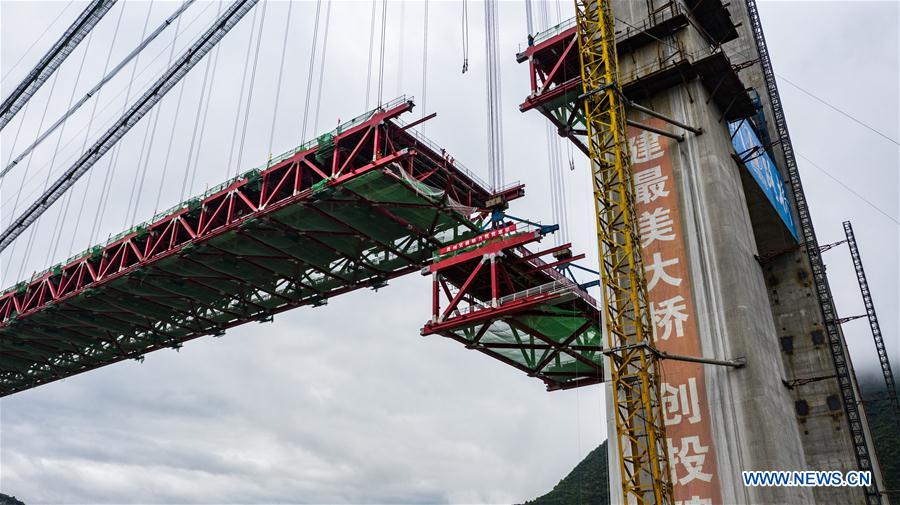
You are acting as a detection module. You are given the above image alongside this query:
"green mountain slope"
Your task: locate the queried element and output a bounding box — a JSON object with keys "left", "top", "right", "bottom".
{"left": 526, "top": 377, "right": 899, "bottom": 504}
{"left": 523, "top": 441, "right": 609, "bottom": 505}
{"left": 0, "top": 494, "right": 26, "bottom": 505}
{"left": 860, "top": 375, "right": 900, "bottom": 499}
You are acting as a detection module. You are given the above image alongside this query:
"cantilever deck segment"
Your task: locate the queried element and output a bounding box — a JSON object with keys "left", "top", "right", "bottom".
{"left": 421, "top": 225, "right": 602, "bottom": 391}
{"left": 0, "top": 99, "right": 506, "bottom": 396}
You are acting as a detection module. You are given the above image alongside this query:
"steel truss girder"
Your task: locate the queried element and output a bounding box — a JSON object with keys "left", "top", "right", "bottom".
{"left": 0, "top": 100, "right": 497, "bottom": 396}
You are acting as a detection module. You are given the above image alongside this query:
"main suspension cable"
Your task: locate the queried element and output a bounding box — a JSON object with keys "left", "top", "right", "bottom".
{"left": 0, "top": 0, "right": 261, "bottom": 253}
{"left": 1, "top": 0, "right": 196, "bottom": 180}
{"left": 0, "top": 0, "right": 215, "bottom": 222}
{"left": 0, "top": 0, "right": 117, "bottom": 131}
{"left": 1, "top": 1, "right": 75, "bottom": 85}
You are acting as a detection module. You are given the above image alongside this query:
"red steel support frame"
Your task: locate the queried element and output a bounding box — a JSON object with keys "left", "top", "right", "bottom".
{"left": 1, "top": 99, "right": 522, "bottom": 396}
{"left": 422, "top": 227, "right": 603, "bottom": 390}
{"left": 2, "top": 102, "right": 457, "bottom": 324}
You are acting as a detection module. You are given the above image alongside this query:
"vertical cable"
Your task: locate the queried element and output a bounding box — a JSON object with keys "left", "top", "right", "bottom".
{"left": 233, "top": 0, "right": 269, "bottom": 176}
{"left": 484, "top": 0, "right": 504, "bottom": 189}
{"left": 90, "top": 1, "right": 156, "bottom": 246}
{"left": 69, "top": 2, "right": 125, "bottom": 255}
{"left": 395, "top": 0, "right": 405, "bottom": 96}
{"left": 312, "top": 0, "right": 332, "bottom": 133}
{"left": 3, "top": 73, "right": 61, "bottom": 285}
{"left": 129, "top": 3, "right": 191, "bottom": 226}
{"left": 525, "top": 0, "right": 534, "bottom": 35}
{"left": 225, "top": 4, "right": 261, "bottom": 177}
{"left": 65, "top": 0, "right": 126, "bottom": 257}
{"left": 461, "top": 0, "right": 469, "bottom": 73}
{"left": 301, "top": 0, "right": 323, "bottom": 141}
{"left": 376, "top": 0, "right": 388, "bottom": 106}
{"left": 421, "top": 0, "right": 429, "bottom": 119}
{"left": 45, "top": 30, "right": 97, "bottom": 267}
{"left": 364, "top": 0, "right": 376, "bottom": 110}
{"left": 178, "top": 1, "right": 224, "bottom": 201}
{"left": 267, "top": 0, "right": 295, "bottom": 162}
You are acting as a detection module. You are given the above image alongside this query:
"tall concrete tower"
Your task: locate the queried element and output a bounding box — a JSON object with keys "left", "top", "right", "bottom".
{"left": 517, "top": 1, "right": 887, "bottom": 503}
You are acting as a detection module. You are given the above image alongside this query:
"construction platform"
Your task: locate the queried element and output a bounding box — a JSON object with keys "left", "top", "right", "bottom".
{"left": 0, "top": 98, "right": 532, "bottom": 396}
{"left": 421, "top": 223, "right": 602, "bottom": 391}
{"left": 516, "top": 5, "right": 754, "bottom": 156}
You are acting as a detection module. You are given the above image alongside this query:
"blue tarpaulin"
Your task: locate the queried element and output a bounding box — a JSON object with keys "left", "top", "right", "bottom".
{"left": 729, "top": 120, "right": 799, "bottom": 241}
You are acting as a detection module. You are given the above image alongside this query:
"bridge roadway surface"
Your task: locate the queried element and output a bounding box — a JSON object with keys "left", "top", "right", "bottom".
{"left": 0, "top": 98, "right": 602, "bottom": 396}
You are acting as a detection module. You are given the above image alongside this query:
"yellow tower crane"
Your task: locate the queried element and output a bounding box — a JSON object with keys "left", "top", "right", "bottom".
{"left": 573, "top": 1, "right": 675, "bottom": 503}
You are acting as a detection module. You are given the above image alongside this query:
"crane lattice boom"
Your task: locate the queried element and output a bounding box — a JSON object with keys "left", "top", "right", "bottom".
{"left": 573, "top": 0, "right": 674, "bottom": 503}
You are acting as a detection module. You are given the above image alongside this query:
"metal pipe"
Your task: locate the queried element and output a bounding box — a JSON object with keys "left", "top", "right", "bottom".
{"left": 602, "top": 343, "right": 746, "bottom": 368}
{"left": 659, "top": 350, "right": 746, "bottom": 368}
{"left": 626, "top": 119, "right": 684, "bottom": 142}
{"left": 627, "top": 100, "right": 703, "bottom": 135}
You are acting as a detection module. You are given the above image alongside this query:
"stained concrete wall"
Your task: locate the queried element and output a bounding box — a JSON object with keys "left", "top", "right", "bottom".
{"left": 723, "top": 1, "right": 888, "bottom": 503}
{"left": 601, "top": 1, "right": 884, "bottom": 503}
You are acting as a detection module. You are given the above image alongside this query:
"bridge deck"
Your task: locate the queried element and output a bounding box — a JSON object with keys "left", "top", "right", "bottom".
{"left": 422, "top": 226, "right": 603, "bottom": 391}
{"left": 0, "top": 99, "right": 516, "bottom": 396}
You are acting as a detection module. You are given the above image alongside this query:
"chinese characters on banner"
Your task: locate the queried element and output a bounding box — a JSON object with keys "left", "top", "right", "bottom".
{"left": 629, "top": 119, "right": 721, "bottom": 505}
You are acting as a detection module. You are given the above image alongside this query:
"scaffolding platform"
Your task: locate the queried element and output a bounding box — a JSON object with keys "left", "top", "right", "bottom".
{"left": 0, "top": 98, "right": 524, "bottom": 396}
{"left": 421, "top": 223, "right": 603, "bottom": 391}
{"left": 517, "top": 13, "right": 754, "bottom": 156}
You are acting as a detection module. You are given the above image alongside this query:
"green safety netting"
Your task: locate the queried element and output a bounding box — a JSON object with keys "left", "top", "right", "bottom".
{"left": 1, "top": 165, "right": 486, "bottom": 394}
{"left": 442, "top": 305, "right": 603, "bottom": 387}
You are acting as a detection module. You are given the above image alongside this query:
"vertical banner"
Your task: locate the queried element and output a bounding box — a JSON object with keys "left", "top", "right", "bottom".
{"left": 629, "top": 119, "right": 722, "bottom": 505}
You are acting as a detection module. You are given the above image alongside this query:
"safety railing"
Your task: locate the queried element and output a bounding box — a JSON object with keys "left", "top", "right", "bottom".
{"left": 498, "top": 279, "right": 572, "bottom": 306}
{"left": 533, "top": 17, "right": 576, "bottom": 45}
{"left": 448, "top": 279, "right": 575, "bottom": 319}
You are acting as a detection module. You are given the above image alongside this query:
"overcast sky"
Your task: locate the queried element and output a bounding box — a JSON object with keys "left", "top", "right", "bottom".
{"left": 0, "top": 0, "right": 897, "bottom": 503}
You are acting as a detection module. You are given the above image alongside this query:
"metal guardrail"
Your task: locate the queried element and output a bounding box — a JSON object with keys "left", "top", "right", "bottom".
{"left": 533, "top": 17, "right": 577, "bottom": 44}
{"left": 498, "top": 279, "right": 571, "bottom": 305}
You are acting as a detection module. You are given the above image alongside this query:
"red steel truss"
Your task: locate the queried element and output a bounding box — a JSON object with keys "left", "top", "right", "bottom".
{"left": 421, "top": 223, "right": 603, "bottom": 391}
{"left": 517, "top": 14, "right": 753, "bottom": 157}
{"left": 0, "top": 98, "right": 524, "bottom": 396}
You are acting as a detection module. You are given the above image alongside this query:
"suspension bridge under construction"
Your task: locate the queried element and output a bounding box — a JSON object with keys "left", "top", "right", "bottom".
{"left": 1, "top": 0, "right": 897, "bottom": 504}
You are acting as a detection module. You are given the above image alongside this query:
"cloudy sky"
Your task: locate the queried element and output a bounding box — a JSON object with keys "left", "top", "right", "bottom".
{"left": 0, "top": 0, "right": 897, "bottom": 503}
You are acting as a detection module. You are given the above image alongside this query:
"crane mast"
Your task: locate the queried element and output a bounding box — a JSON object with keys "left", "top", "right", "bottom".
{"left": 573, "top": 0, "right": 674, "bottom": 503}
